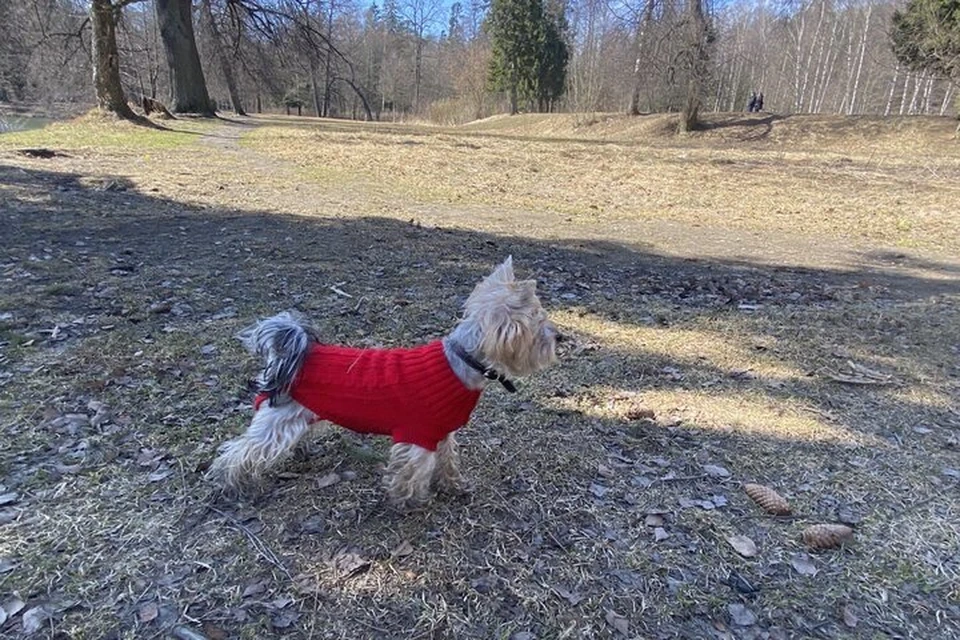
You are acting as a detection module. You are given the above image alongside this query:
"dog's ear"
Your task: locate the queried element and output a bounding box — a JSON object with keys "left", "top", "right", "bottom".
{"left": 485, "top": 256, "right": 515, "bottom": 284}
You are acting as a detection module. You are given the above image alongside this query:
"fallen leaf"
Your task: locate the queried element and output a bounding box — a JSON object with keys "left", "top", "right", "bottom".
{"left": 604, "top": 609, "right": 629, "bottom": 636}
{"left": 3, "top": 597, "right": 26, "bottom": 618}
{"left": 728, "top": 603, "right": 757, "bottom": 626}
{"left": 842, "top": 605, "right": 859, "bottom": 628}
{"left": 703, "top": 464, "right": 731, "bottom": 478}
{"left": 148, "top": 468, "right": 173, "bottom": 483}
{"left": 315, "top": 472, "right": 340, "bottom": 488}
{"left": 790, "top": 553, "right": 818, "bottom": 576}
{"left": 138, "top": 602, "right": 159, "bottom": 623}
{"left": 202, "top": 622, "right": 229, "bottom": 640}
{"left": 653, "top": 527, "right": 670, "bottom": 541}
{"left": 0, "top": 607, "right": 5, "bottom": 625}
{"left": 554, "top": 586, "right": 583, "bottom": 605}
{"left": 328, "top": 547, "right": 370, "bottom": 578}
{"left": 299, "top": 515, "right": 325, "bottom": 535}
{"left": 727, "top": 535, "right": 758, "bottom": 558}
{"left": 589, "top": 483, "right": 608, "bottom": 498}
{"left": 268, "top": 595, "right": 293, "bottom": 610}
{"left": 724, "top": 571, "right": 759, "bottom": 594}
{"left": 0, "top": 493, "right": 19, "bottom": 507}
{"left": 22, "top": 606, "right": 51, "bottom": 634}
{"left": 390, "top": 540, "right": 414, "bottom": 559}
{"left": 242, "top": 580, "right": 267, "bottom": 598}
{"left": 470, "top": 576, "right": 496, "bottom": 593}
{"left": 597, "top": 464, "right": 615, "bottom": 478}
{"left": 644, "top": 514, "right": 664, "bottom": 527}
{"left": 271, "top": 609, "right": 300, "bottom": 629}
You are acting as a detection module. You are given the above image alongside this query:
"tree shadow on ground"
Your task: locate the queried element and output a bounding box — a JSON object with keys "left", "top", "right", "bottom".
{"left": 699, "top": 114, "right": 783, "bottom": 141}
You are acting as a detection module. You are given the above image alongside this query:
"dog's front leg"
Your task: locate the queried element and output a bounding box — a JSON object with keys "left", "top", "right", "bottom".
{"left": 435, "top": 434, "right": 470, "bottom": 495}
{"left": 384, "top": 442, "right": 437, "bottom": 510}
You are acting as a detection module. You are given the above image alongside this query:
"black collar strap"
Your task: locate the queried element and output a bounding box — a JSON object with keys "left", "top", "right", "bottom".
{"left": 449, "top": 341, "right": 517, "bottom": 393}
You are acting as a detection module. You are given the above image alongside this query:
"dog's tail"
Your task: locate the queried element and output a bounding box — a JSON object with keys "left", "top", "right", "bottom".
{"left": 238, "top": 312, "right": 317, "bottom": 406}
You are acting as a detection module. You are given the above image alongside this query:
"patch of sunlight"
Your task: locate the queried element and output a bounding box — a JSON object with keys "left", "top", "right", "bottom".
{"left": 886, "top": 386, "right": 958, "bottom": 412}
{"left": 0, "top": 117, "right": 203, "bottom": 151}
{"left": 547, "top": 384, "right": 873, "bottom": 445}
{"left": 553, "top": 309, "right": 806, "bottom": 380}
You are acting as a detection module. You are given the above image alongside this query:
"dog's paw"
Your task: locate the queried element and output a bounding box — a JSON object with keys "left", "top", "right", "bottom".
{"left": 436, "top": 475, "right": 474, "bottom": 496}
{"left": 388, "top": 494, "right": 431, "bottom": 513}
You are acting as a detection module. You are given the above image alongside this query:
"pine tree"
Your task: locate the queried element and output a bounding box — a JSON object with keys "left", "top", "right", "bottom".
{"left": 536, "top": 3, "right": 568, "bottom": 112}
{"left": 486, "top": 0, "right": 568, "bottom": 114}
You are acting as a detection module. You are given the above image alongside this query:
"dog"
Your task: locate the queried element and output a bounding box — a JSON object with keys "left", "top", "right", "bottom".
{"left": 208, "top": 257, "right": 559, "bottom": 509}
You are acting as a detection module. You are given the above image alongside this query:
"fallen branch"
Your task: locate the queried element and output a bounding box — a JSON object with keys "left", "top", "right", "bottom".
{"left": 209, "top": 506, "right": 293, "bottom": 580}
{"left": 826, "top": 360, "right": 896, "bottom": 386}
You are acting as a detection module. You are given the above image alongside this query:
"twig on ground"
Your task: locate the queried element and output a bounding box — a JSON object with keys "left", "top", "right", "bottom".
{"left": 209, "top": 505, "right": 293, "bottom": 581}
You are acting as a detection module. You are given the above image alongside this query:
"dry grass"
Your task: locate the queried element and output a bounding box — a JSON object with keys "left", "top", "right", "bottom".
{"left": 0, "top": 112, "right": 958, "bottom": 639}
{"left": 241, "top": 112, "right": 960, "bottom": 255}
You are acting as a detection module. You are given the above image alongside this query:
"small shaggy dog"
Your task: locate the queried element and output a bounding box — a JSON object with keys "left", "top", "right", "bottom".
{"left": 208, "top": 257, "right": 559, "bottom": 509}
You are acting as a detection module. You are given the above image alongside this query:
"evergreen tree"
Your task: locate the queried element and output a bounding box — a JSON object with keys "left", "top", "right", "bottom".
{"left": 536, "top": 3, "right": 568, "bottom": 112}
{"left": 486, "top": 0, "right": 568, "bottom": 114}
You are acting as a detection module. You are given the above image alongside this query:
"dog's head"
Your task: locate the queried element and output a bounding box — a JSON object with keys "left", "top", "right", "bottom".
{"left": 463, "top": 256, "right": 558, "bottom": 377}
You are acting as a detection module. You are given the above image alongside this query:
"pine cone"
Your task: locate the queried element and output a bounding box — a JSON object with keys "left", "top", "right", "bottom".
{"left": 743, "top": 483, "right": 792, "bottom": 515}
{"left": 801, "top": 524, "right": 853, "bottom": 550}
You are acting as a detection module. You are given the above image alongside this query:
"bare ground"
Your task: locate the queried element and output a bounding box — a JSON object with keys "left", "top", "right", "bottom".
{"left": 0, "top": 112, "right": 958, "bottom": 639}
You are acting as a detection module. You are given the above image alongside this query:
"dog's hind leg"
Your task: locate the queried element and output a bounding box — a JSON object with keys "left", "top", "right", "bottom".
{"left": 384, "top": 442, "right": 437, "bottom": 510}
{"left": 209, "top": 402, "right": 315, "bottom": 489}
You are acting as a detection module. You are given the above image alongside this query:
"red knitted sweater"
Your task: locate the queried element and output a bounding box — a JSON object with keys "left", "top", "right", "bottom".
{"left": 255, "top": 341, "right": 482, "bottom": 451}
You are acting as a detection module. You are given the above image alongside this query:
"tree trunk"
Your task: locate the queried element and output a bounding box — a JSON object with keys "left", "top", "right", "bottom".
{"left": 309, "top": 56, "right": 323, "bottom": 117}
{"left": 908, "top": 72, "right": 923, "bottom": 114}
{"left": 322, "top": 0, "right": 334, "bottom": 117}
{"left": 628, "top": 0, "right": 656, "bottom": 116}
{"left": 922, "top": 75, "right": 934, "bottom": 114}
{"left": 91, "top": 0, "right": 136, "bottom": 118}
{"left": 200, "top": 0, "right": 245, "bottom": 115}
{"left": 940, "top": 84, "right": 955, "bottom": 116}
{"left": 156, "top": 0, "right": 215, "bottom": 114}
{"left": 885, "top": 64, "right": 900, "bottom": 116}
{"left": 899, "top": 73, "right": 911, "bottom": 115}
{"left": 679, "top": 0, "right": 708, "bottom": 133}
{"left": 848, "top": 5, "right": 871, "bottom": 115}
{"left": 414, "top": 34, "right": 424, "bottom": 113}
{"left": 802, "top": 0, "right": 825, "bottom": 113}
